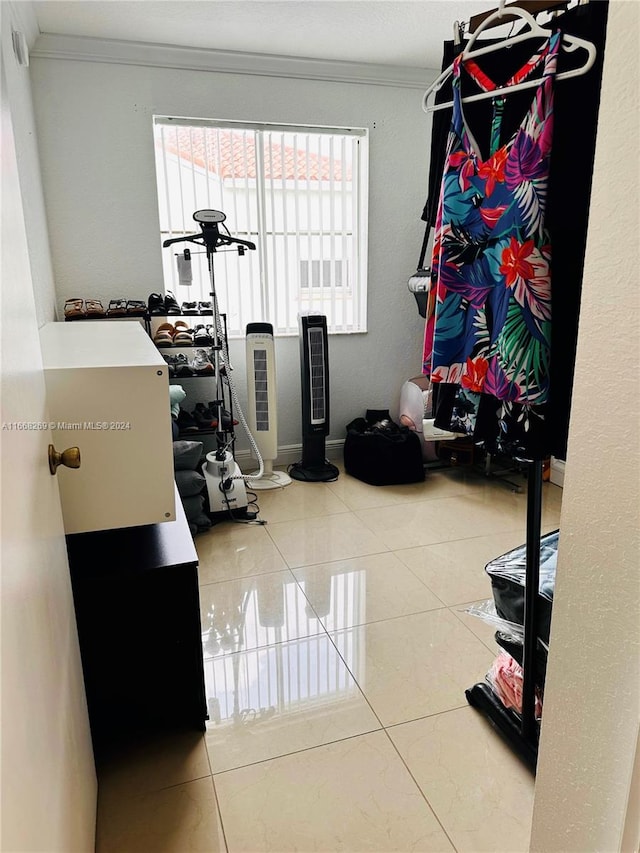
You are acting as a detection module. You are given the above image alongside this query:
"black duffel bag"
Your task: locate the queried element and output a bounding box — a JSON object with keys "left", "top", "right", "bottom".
{"left": 344, "top": 409, "right": 425, "bottom": 486}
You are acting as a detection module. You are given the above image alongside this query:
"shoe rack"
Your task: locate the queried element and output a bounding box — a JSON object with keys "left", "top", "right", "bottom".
{"left": 148, "top": 300, "right": 236, "bottom": 441}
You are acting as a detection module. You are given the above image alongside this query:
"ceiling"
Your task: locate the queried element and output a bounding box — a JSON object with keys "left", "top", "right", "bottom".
{"left": 33, "top": 1, "right": 497, "bottom": 70}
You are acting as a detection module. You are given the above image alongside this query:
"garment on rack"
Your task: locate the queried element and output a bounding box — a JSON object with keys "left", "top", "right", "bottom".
{"left": 423, "top": 32, "right": 561, "bottom": 457}
{"left": 421, "top": 2, "right": 609, "bottom": 459}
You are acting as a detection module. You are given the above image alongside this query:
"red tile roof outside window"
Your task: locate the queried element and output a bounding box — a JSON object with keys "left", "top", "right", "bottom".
{"left": 157, "top": 127, "right": 352, "bottom": 182}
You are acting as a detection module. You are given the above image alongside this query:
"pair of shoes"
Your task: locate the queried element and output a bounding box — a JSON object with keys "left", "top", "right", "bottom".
{"left": 162, "top": 353, "right": 194, "bottom": 376}
{"left": 190, "top": 403, "right": 237, "bottom": 430}
{"left": 125, "top": 300, "right": 147, "bottom": 316}
{"left": 148, "top": 291, "right": 181, "bottom": 315}
{"left": 107, "top": 299, "right": 147, "bottom": 317}
{"left": 180, "top": 301, "right": 214, "bottom": 315}
{"left": 176, "top": 408, "right": 199, "bottom": 433}
{"left": 204, "top": 403, "right": 238, "bottom": 431}
{"left": 153, "top": 321, "right": 193, "bottom": 347}
{"left": 193, "top": 324, "right": 215, "bottom": 345}
{"left": 192, "top": 403, "right": 215, "bottom": 429}
{"left": 64, "top": 298, "right": 106, "bottom": 319}
{"left": 191, "top": 349, "right": 215, "bottom": 374}
{"left": 163, "top": 352, "right": 214, "bottom": 376}
{"left": 107, "top": 299, "right": 127, "bottom": 316}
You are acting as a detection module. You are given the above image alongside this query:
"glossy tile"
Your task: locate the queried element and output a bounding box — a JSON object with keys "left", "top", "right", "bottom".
{"left": 95, "top": 458, "right": 552, "bottom": 850}
{"left": 196, "top": 523, "right": 287, "bottom": 583}
{"left": 389, "top": 706, "right": 535, "bottom": 852}
{"left": 293, "top": 553, "right": 443, "bottom": 630}
{"left": 214, "top": 731, "right": 454, "bottom": 852}
{"left": 395, "top": 530, "right": 527, "bottom": 606}
{"left": 204, "top": 635, "right": 380, "bottom": 772}
{"left": 332, "top": 609, "right": 494, "bottom": 726}
{"left": 356, "top": 493, "right": 527, "bottom": 550}
{"left": 97, "top": 731, "right": 211, "bottom": 809}
{"left": 325, "top": 468, "right": 473, "bottom": 511}
{"left": 253, "top": 479, "right": 350, "bottom": 523}
{"left": 96, "top": 777, "right": 226, "bottom": 853}
{"left": 265, "top": 512, "right": 388, "bottom": 569}
{"left": 200, "top": 571, "right": 325, "bottom": 659}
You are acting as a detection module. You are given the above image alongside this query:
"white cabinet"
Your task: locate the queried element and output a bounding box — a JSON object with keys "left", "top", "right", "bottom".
{"left": 40, "top": 321, "right": 175, "bottom": 534}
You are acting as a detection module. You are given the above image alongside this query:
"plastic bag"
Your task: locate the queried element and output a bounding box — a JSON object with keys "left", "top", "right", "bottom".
{"left": 486, "top": 651, "right": 543, "bottom": 720}
{"left": 465, "top": 600, "right": 549, "bottom": 652}
{"left": 485, "top": 529, "right": 559, "bottom": 602}
{"left": 485, "top": 530, "right": 558, "bottom": 644}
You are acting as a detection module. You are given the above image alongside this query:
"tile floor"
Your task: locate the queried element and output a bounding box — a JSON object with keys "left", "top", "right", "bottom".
{"left": 96, "top": 463, "right": 562, "bottom": 853}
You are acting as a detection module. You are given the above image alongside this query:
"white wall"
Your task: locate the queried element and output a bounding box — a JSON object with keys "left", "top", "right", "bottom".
{"left": 531, "top": 2, "right": 640, "bottom": 850}
{"left": 2, "top": 2, "right": 57, "bottom": 327}
{"left": 29, "top": 55, "right": 433, "bottom": 450}
{"left": 1, "top": 4, "right": 97, "bottom": 850}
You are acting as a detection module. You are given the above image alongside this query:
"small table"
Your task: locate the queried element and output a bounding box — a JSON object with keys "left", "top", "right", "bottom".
{"left": 66, "top": 488, "right": 207, "bottom": 752}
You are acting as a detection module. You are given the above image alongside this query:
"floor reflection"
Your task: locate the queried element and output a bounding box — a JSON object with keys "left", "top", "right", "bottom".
{"left": 201, "top": 569, "right": 367, "bottom": 728}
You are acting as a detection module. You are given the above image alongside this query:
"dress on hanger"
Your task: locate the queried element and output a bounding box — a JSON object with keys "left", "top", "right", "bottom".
{"left": 423, "top": 31, "right": 561, "bottom": 458}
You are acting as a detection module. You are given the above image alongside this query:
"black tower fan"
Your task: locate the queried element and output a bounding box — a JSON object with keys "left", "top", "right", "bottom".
{"left": 290, "top": 313, "right": 339, "bottom": 482}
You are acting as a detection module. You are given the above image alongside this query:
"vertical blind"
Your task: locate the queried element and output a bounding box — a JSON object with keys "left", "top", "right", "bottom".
{"left": 153, "top": 117, "right": 368, "bottom": 337}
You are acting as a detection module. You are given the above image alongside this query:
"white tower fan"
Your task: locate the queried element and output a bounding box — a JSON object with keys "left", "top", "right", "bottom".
{"left": 245, "top": 323, "right": 291, "bottom": 489}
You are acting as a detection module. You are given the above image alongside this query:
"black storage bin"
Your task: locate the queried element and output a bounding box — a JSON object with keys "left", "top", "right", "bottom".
{"left": 344, "top": 410, "right": 425, "bottom": 486}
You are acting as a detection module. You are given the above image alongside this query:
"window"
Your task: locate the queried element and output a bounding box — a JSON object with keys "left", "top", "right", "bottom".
{"left": 299, "top": 259, "right": 349, "bottom": 290}
{"left": 153, "top": 117, "right": 368, "bottom": 337}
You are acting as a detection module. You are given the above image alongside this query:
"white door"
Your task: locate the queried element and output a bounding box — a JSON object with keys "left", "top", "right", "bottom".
{"left": 1, "top": 42, "right": 96, "bottom": 852}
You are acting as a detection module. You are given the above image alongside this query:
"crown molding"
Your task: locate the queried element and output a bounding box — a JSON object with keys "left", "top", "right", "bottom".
{"left": 31, "top": 33, "right": 436, "bottom": 89}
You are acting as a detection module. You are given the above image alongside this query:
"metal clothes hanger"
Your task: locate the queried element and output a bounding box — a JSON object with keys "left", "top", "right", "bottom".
{"left": 422, "top": 2, "right": 596, "bottom": 113}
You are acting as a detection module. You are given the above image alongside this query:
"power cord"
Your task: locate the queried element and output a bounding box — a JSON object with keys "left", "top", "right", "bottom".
{"left": 218, "top": 478, "right": 266, "bottom": 525}
{"left": 210, "top": 291, "right": 266, "bottom": 484}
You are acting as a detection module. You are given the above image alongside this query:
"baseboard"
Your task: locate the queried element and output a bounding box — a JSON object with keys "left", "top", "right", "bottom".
{"left": 550, "top": 456, "right": 565, "bottom": 488}
{"left": 235, "top": 439, "right": 344, "bottom": 472}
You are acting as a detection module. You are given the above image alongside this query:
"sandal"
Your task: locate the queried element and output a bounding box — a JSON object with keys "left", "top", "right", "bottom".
{"left": 107, "top": 299, "right": 127, "bottom": 316}
{"left": 198, "top": 301, "right": 212, "bottom": 314}
{"left": 126, "top": 300, "right": 147, "bottom": 316}
{"left": 64, "top": 298, "right": 85, "bottom": 319}
{"left": 148, "top": 293, "right": 165, "bottom": 315}
{"left": 85, "top": 299, "right": 106, "bottom": 317}
{"left": 173, "top": 323, "right": 193, "bottom": 345}
{"left": 181, "top": 301, "right": 199, "bottom": 315}
{"left": 153, "top": 322, "right": 175, "bottom": 347}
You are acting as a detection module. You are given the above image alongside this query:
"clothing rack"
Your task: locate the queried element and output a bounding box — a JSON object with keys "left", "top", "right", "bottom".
{"left": 421, "top": 0, "right": 602, "bottom": 771}
{"left": 437, "top": 0, "right": 578, "bottom": 770}
{"left": 465, "top": 459, "right": 543, "bottom": 769}
{"left": 459, "top": 0, "right": 552, "bottom": 773}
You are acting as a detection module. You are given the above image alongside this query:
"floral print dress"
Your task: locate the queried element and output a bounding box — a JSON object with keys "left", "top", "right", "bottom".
{"left": 423, "top": 32, "right": 560, "bottom": 455}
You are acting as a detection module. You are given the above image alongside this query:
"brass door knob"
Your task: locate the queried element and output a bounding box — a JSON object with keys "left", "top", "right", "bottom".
{"left": 48, "top": 444, "right": 81, "bottom": 475}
